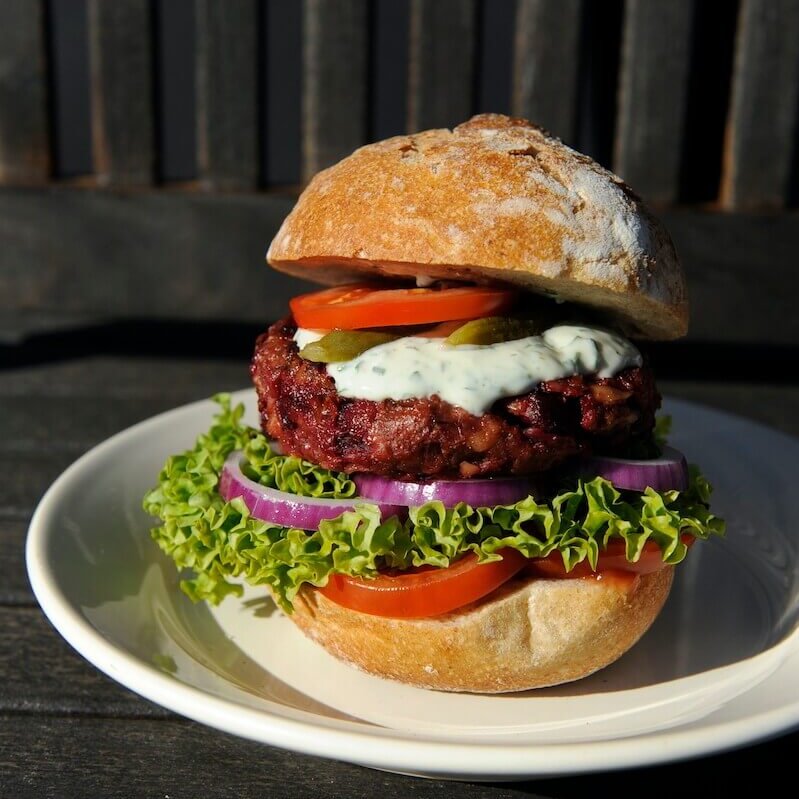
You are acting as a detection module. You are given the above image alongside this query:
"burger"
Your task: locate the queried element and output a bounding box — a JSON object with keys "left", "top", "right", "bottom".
{"left": 144, "top": 114, "right": 724, "bottom": 693}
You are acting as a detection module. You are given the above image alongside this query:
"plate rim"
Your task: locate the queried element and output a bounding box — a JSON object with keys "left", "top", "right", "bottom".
{"left": 25, "top": 391, "right": 799, "bottom": 778}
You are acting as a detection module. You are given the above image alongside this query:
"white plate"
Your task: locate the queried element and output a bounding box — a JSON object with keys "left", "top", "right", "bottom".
{"left": 26, "top": 391, "right": 799, "bottom": 779}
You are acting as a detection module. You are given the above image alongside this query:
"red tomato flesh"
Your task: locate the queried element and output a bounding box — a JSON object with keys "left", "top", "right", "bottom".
{"left": 289, "top": 284, "right": 516, "bottom": 330}
{"left": 527, "top": 535, "right": 694, "bottom": 579}
{"left": 318, "top": 537, "right": 693, "bottom": 619}
{"left": 318, "top": 549, "right": 528, "bottom": 618}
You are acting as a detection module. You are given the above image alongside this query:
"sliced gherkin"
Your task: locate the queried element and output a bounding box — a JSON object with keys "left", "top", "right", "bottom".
{"left": 299, "top": 330, "right": 400, "bottom": 363}
{"left": 444, "top": 316, "right": 551, "bottom": 346}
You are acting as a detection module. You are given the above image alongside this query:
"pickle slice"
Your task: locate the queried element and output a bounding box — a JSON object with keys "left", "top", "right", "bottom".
{"left": 444, "top": 316, "right": 550, "bottom": 346}
{"left": 299, "top": 330, "right": 399, "bottom": 363}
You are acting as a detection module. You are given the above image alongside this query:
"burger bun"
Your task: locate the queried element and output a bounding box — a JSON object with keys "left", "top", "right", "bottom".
{"left": 286, "top": 567, "right": 674, "bottom": 693}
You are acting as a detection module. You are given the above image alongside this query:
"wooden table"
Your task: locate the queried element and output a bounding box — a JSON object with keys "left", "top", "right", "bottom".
{"left": 3, "top": 346, "right": 797, "bottom": 797}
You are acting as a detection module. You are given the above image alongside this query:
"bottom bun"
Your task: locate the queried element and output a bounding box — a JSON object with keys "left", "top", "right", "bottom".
{"left": 286, "top": 568, "right": 674, "bottom": 693}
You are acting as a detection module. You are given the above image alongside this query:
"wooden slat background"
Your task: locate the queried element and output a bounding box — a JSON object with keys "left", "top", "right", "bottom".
{"left": 195, "top": 0, "right": 259, "bottom": 190}
{"left": 0, "top": 0, "right": 796, "bottom": 202}
{"left": 408, "top": 0, "right": 478, "bottom": 131}
{"left": 512, "top": 0, "right": 583, "bottom": 143}
{"left": 0, "top": 0, "right": 50, "bottom": 183}
{"left": 87, "top": 0, "right": 154, "bottom": 186}
{"left": 614, "top": 0, "right": 695, "bottom": 205}
{"left": 722, "top": 0, "right": 799, "bottom": 210}
{"left": 303, "top": 0, "right": 369, "bottom": 178}
{"left": 0, "top": 0, "right": 796, "bottom": 346}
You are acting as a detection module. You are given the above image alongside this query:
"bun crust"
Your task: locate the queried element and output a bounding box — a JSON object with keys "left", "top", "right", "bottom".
{"left": 268, "top": 114, "right": 687, "bottom": 340}
{"left": 286, "top": 568, "right": 673, "bottom": 693}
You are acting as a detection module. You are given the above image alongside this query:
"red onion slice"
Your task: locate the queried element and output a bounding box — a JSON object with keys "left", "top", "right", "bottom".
{"left": 219, "top": 453, "right": 404, "bottom": 530}
{"left": 353, "top": 473, "right": 536, "bottom": 508}
{"left": 582, "top": 446, "right": 689, "bottom": 492}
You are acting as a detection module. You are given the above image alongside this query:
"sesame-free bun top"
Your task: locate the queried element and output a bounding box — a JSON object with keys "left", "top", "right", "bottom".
{"left": 267, "top": 114, "right": 687, "bottom": 340}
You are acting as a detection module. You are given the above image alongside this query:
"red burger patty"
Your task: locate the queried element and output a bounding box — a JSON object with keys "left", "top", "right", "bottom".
{"left": 251, "top": 318, "right": 660, "bottom": 480}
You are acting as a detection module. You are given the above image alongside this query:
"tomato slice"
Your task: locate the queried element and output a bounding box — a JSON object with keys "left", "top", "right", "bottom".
{"left": 318, "top": 537, "right": 694, "bottom": 619}
{"left": 526, "top": 535, "right": 694, "bottom": 579}
{"left": 289, "top": 284, "right": 516, "bottom": 330}
{"left": 318, "top": 549, "right": 527, "bottom": 618}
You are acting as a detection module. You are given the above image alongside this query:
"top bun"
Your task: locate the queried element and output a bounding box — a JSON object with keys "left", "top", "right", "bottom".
{"left": 268, "top": 114, "right": 687, "bottom": 339}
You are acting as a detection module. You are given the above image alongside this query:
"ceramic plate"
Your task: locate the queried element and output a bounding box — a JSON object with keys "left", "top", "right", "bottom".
{"left": 26, "top": 392, "right": 799, "bottom": 779}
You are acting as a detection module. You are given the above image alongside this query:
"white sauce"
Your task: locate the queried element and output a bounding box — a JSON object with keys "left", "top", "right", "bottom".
{"left": 293, "top": 325, "right": 642, "bottom": 417}
{"left": 293, "top": 327, "right": 326, "bottom": 351}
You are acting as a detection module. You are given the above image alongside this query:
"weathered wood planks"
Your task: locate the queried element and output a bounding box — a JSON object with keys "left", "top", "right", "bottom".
{"left": 614, "top": 0, "right": 695, "bottom": 204}
{"left": 87, "top": 0, "right": 155, "bottom": 186}
{"left": 195, "top": 0, "right": 259, "bottom": 190}
{"left": 722, "top": 0, "right": 799, "bottom": 210}
{"left": 408, "top": 0, "right": 478, "bottom": 131}
{"left": 303, "top": 0, "right": 369, "bottom": 177}
{"left": 512, "top": 0, "right": 583, "bottom": 144}
{"left": 0, "top": 0, "right": 50, "bottom": 183}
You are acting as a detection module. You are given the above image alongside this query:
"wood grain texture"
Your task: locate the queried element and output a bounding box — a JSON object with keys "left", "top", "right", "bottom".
{"left": 0, "top": 715, "right": 555, "bottom": 799}
{"left": 87, "top": 0, "right": 154, "bottom": 186}
{"left": 0, "top": 187, "right": 299, "bottom": 322}
{"left": 0, "top": 188, "right": 796, "bottom": 345}
{"left": 0, "top": 356, "right": 248, "bottom": 400}
{"left": 195, "top": 0, "right": 259, "bottom": 190}
{"left": 0, "top": 520, "right": 32, "bottom": 605}
{"left": 371, "top": 0, "right": 411, "bottom": 140}
{"left": 512, "top": 0, "right": 582, "bottom": 143}
{"left": 0, "top": 451, "right": 75, "bottom": 520}
{"left": 154, "top": 0, "right": 197, "bottom": 182}
{"left": 661, "top": 381, "right": 799, "bottom": 438}
{"left": 614, "top": 0, "right": 695, "bottom": 204}
{"left": 303, "top": 0, "right": 369, "bottom": 178}
{"left": 0, "top": 713, "right": 797, "bottom": 797}
{"left": 0, "top": 311, "right": 101, "bottom": 346}
{"left": 408, "top": 0, "right": 478, "bottom": 131}
{"left": 722, "top": 0, "right": 799, "bottom": 210}
{"left": 0, "top": 395, "right": 195, "bottom": 454}
{"left": 660, "top": 208, "right": 799, "bottom": 346}
{"left": 0, "top": 0, "right": 50, "bottom": 183}
{"left": 263, "top": 0, "right": 303, "bottom": 185}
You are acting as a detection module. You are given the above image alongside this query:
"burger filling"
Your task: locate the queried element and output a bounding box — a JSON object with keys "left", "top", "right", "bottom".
{"left": 143, "top": 284, "right": 724, "bottom": 618}
{"left": 252, "top": 318, "right": 660, "bottom": 480}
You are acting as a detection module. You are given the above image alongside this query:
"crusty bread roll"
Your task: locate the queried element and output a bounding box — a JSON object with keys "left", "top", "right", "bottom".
{"left": 287, "top": 568, "right": 673, "bottom": 693}
{"left": 268, "top": 114, "right": 686, "bottom": 340}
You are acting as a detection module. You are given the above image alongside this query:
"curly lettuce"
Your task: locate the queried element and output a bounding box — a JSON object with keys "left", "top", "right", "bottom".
{"left": 143, "top": 396, "right": 725, "bottom": 612}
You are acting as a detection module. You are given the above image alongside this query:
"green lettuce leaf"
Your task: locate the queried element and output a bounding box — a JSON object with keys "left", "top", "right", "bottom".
{"left": 241, "top": 430, "right": 356, "bottom": 499}
{"left": 143, "top": 397, "right": 725, "bottom": 612}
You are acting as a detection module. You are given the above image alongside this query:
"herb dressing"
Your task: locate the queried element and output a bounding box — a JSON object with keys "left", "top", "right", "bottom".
{"left": 294, "top": 325, "right": 642, "bottom": 417}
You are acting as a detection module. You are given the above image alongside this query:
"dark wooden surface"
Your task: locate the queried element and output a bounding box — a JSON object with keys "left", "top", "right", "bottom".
{"left": 1, "top": 344, "right": 797, "bottom": 795}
